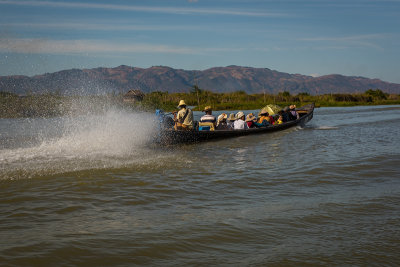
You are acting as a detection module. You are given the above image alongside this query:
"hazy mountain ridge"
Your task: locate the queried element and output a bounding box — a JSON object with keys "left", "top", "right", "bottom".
{"left": 1, "top": 65, "right": 399, "bottom": 95}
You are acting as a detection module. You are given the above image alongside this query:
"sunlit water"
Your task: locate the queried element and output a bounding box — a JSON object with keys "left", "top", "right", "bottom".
{"left": 1, "top": 105, "right": 399, "bottom": 266}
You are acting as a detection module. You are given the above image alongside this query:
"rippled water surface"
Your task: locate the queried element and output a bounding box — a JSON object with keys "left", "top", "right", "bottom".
{"left": 1, "top": 105, "right": 400, "bottom": 266}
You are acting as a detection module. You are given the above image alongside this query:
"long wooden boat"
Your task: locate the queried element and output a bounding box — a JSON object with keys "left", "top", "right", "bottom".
{"left": 155, "top": 103, "right": 314, "bottom": 145}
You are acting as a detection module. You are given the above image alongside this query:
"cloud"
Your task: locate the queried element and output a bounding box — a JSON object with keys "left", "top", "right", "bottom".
{"left": 298, "top": 34, "right": 386, "bottom": 42}
{"left": 297, "top": 34, "right": 387, "bottom": 49}
{"left": 0, "top": 37, "right": 243, "bottom": 55}
{"left": 1, "top": 22, "right": 202, "bottom": 32}
{"left": 0, "top": 0, "right": 286, "bottom": 17}
{"left": 0, "top": 38, "right": 197, "bottom": 54}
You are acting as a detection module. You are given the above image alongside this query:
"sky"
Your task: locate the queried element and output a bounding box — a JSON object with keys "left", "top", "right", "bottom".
{"left": 0, "top": 0, "right": 399, "bottom": 83}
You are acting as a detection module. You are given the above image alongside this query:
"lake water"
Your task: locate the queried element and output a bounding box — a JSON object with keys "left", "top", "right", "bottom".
{"left": 1, "top": 105, "right": 399, "bottom": 266}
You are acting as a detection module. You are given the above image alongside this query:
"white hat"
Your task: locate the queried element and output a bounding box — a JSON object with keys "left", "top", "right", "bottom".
{"left": 236, "top": 111, "right": 244, "bottom": 120}
{"left": 228, "top": 113, "right": 236, "bottom": 121}
{"left": 217, "top": 113, "right": 227, "bottom": 122}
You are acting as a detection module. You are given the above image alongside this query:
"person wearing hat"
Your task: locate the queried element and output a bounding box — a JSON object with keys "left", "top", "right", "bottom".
{"left": 174, "top": 100, "right": 194, "bottom": 130}
{"left": 257, "top": 108, "right": 271, "bottom": 126}
{"left": 216, "top": 113, "right": 229, "bottom": 130}
{"left": 200, "top": 106, "right": 216, "bottom": 126}
{"left": 233, "top": 111, "right": 248, "bottom": 130}
{"left": 289, "top": 104, "right": 299, "bottom": 120}
{"left": 245, "top": 113, "right": 257, "bottom": 128}
{"left": 284, "top": 106, "right": 296, "bottom": 121}
{"left": 226, "top": 113, "right": 236, "bottom": 129}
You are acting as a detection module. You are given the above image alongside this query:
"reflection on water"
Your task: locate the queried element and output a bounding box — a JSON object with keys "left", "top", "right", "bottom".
{"left": 1, "top": 105, "right": 400, "bottom": 266}
{"left": 232, "top": 147, "right": 248, "bottom": 170}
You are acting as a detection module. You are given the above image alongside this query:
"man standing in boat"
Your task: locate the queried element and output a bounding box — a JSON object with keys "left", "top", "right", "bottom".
{"left": 174, "top": 100, "right": 194, "bottom": 130}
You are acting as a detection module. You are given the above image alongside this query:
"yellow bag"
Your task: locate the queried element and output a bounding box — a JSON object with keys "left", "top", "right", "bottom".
{"left": 174, "top": 122, "right": 189, "bottom": 131}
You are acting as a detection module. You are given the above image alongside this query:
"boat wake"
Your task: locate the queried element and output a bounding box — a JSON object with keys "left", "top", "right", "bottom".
{"left": 0, "top": 108, "right": 167, "bottom": 180}
{"left": 315, "top": 126, "right": 339, "bottom": 130}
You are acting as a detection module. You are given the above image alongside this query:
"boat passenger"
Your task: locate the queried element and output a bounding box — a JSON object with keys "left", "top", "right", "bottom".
{"left": 276, "top": 110, "right": 285, "bottom": 124}
{"left": 257, "top": 108, "right": 271, "bottom": 126}
{"left": 290, "top": 105, "right": 300, "bottom": 120}
{"left": 277, "top": 115, "right": 283, "bottom": 124}
{"left": 246, "top": 113, "right": 259, "bottom": 128}
{"left": 198, "top": 106, "right": 216, "bottom": 131}
{"left": 269, "top": 113, "right": 276, "bottom": 124}
{"left": 233, "top": 111, "right": 248, "bottom": 130}
{"left": 200, "top": 106, "right": 217, "bottom": 125}
{"left": 281, "top": 107, "right": 290, "bottom": 122}
{"left": 174, "top": 100, "right": 194, "bottom": 130}
{"left": 216, "top": 113, "right": 230, "bottom": 130}
{"left": 227, "top": 113, "right": 236, "bottom": 129}
{"left": 283, "top": 106, "right": 296, "bottom": 121}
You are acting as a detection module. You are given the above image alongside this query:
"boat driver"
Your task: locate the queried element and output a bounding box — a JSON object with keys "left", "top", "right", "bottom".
{"left": 174, "top": 100, "right": 194, "bottom": 130}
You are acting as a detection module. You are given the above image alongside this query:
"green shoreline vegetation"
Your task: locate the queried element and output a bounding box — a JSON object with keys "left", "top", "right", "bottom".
{"left": 1, "top": 89, "right": 399, "bottom": 118}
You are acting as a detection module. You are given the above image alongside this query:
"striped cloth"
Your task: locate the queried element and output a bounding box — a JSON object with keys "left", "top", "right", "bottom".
{"left": 200, "top": 114, "right": 216, "bottom": 123}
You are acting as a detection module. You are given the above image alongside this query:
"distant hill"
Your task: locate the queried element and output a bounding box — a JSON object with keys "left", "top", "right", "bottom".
{"left": 0, "top": 65, "right": 399, "bottom": 95}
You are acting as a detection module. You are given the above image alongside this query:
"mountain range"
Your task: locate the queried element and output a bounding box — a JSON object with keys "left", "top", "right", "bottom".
{"left": 1, "top": 65, "right": 399, "bottom": 95}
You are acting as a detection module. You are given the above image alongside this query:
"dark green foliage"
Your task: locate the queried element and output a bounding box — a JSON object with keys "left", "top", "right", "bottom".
{"left": 1, "top": 89, "right": 399, "bottom": 118}
{"left": 365, "top": 89, "right": 387, "bottom": 100}
{"left": 297, "top": 92, "right": 310, "bottom": 96}
{"left": 280, "top": 91, "right": 291, "bottom": 97}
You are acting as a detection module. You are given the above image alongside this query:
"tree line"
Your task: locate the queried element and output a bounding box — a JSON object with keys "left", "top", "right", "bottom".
{"left": 0, "top": 89, "right": 399, "bottom": 118}
{"left": 140, "top": 88, "right": 399, "bottom": 111}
